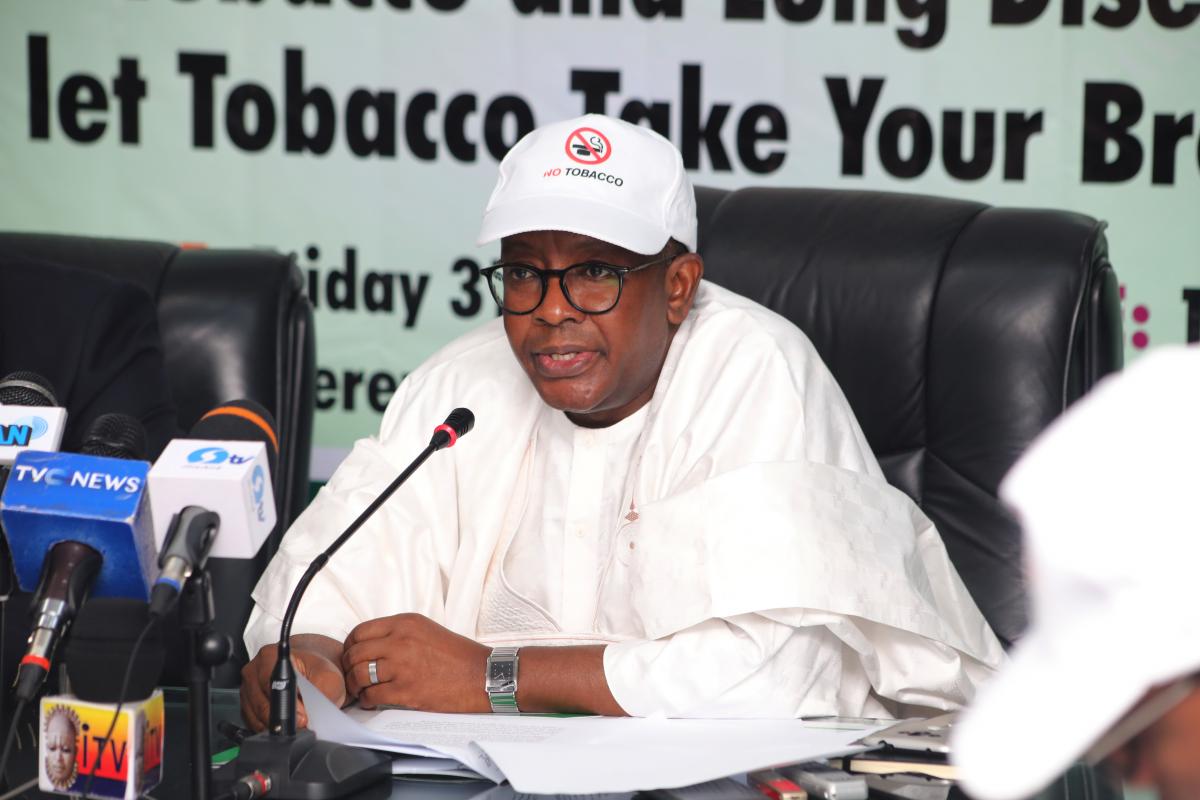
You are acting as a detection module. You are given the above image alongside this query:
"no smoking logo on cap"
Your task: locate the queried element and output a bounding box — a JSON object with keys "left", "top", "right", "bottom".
{"left": 565, "top": 127, "right": 612, "bottom": 165}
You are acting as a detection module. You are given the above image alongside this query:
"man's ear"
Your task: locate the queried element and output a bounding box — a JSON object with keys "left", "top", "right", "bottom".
{"left": 665, "top": 252, "right": 704, "bottom": 326}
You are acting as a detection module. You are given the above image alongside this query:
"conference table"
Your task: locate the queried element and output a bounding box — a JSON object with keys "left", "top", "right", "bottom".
{"left": 178, "top": 690, "right": 1125, "bottom": 800}
{"left": 2, "top": 687, "right": 1127, "bottom": 800}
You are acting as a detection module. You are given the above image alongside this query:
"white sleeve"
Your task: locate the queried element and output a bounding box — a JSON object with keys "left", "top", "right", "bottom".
{"left": 243, "top": 377, "right": 462, "bottom": 658}
{"left": 242, "top": 433, "right": 456, "bottom": 657}
{"left": 603, "top": 611, "right": 988, "bottom": 719}
{"left": 603, "top": 613, "right": 860, "bottom": 719}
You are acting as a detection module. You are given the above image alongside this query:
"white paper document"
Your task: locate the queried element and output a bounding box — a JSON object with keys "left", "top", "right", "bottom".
{"left": 388, "top": 756, "right": 483, "bottom": 778}
{"left": 297, "top": 675, "right": 885, "bottom": 793}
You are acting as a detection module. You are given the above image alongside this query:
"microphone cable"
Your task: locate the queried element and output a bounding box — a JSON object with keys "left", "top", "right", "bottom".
{"left": 0, "top": 369, "right": 62, "bottom": 783}
{"left": 0, "top": 599, "right": 7, "bottom": 769}
{"left": 215, "top": 770, "right": 272, "bottom": 800}
{"left": 0, "top": 777, "right": 37, "bottom": 800}
{"left": 0, "top": 698, "right": 26, "bottom": 796}
{"left": 78, "top": 614, "right": 159, "bottom": 800}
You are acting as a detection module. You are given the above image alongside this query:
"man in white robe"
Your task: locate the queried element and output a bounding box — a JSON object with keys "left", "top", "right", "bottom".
{"left": 240, "top": 114, "right": 1004, "bottom": 728}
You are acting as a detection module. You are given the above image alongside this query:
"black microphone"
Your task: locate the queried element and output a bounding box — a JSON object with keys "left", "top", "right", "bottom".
{"left": 64, "top": 598, "right": 165, "bottom": 703}
{"left": 0, "top": 370, "right": 65, "bottom": 600}
{"left": 146, "top": 399, "right": 281, "bottom": 618}
{"left": 270, "top": 407, "right": 472, "bottom": 732}
{"left": 79, "top": 411, "right": 148, "bottom": 460}
{"left": 9, "top": 413, "right": 149, "bottom": 704}
{"left": 17, "top": 541, "right": 102, "bottom": 702}
{"left": 191, "top": 398, "right": 280, "bottom": 480}
{"left": 429, "top": 407, "right": 475, "bottom": 451}
{"left": 226, "top": 408, "right": 474, "bottom": 800}
{"left": 0, "top": 370, "right": 58, "bottom": 407}
{"left": 148, "top": 506, "right": 220, "bottom": 618}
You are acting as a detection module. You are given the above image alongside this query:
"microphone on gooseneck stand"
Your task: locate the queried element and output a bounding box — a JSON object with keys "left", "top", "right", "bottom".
{"left": 221, "top": 408, "right": 475, "bottom": 800}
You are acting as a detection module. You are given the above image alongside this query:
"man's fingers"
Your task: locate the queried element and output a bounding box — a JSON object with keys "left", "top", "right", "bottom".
{"left": 341, "top": 640, "right": 396, "bottom": 700}
{"left": 357, "top": 682, "right": 403, "bottom": 711}
{"left": 345, "top": 656, "right": 391, "bottom": 700}
{"left": 240, "top": 681, "right": 269, "bottom": 732}
{"left": 244, "top": 682, "right": 309, "bottom": 730}
{"left": 341, "top": 639, "right": 392, "bottom": 675}
{"left": 239, "top": 656, "right": 272, "bottom": 732}
{"left": 310, "top": 669, "right": 348, "bottom": 708}
{"left": 240, "top": 691, "right": 267, "bottom": 732}
{"left": 345, "top": 617, "right": 396, "bottom": 646}
{"left": 292, "top": 653, "right": 311, "bottom": 679}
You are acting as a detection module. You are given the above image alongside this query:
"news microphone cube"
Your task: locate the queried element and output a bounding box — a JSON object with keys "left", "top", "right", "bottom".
{"left": 1, "top": 450, "right": 155, "bottom": 598}
{"left": 0, "top": 405, "right": 66, "bottom": 465}
{"left": 39, "top": 690, "right": 164, "bottom": 800}
{"left": 148, "top": 439, "right": 277, "bottom": 559}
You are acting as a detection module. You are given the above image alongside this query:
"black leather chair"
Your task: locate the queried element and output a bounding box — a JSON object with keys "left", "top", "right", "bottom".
{"left": 0, "top": 232, "right": 315, "bottom": 684}
{"left": 696, "top": 187, "right": 1123, "bottom": 649}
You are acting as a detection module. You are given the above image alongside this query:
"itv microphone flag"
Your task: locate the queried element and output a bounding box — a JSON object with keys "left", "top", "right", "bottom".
{"left": 39, "top": 690, "right": 164, "bottom": 800}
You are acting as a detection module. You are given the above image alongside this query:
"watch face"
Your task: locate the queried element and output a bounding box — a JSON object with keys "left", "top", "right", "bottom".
{"left": 489, "top": 662, "right": 514, "bottom": 681}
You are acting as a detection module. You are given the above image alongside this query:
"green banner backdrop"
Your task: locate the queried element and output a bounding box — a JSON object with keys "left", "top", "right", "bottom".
{"left": 2, "top": 0, "right": 1197, "bottom": 478}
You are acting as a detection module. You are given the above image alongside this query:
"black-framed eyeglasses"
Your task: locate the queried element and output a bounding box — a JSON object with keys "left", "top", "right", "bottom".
{"left": 479, "top": 253, "right": 678, "bottom": 315}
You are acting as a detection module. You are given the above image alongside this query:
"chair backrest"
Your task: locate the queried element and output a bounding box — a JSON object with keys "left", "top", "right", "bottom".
{"left": 0, "top": 231, "right": 315, "bottom": 683}
{"left": 695, "top": 187, "right": 1123, "bottom": 647}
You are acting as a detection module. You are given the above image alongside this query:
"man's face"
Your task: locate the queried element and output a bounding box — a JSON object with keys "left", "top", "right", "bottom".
{"left": 500, "top": 230, "right": 699, "bottom": 428}
{"left": 44, "top": 713, "right": 77, "bottom": 787}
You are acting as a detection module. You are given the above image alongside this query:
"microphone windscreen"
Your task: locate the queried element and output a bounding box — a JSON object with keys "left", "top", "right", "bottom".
{"left": 81, "top": 413, "right": 148, "bottom": 460}
{"left": 446, "top": 407, "right": 475, "bottom": 438}
{"left": 0, "top": 370, "right": 59, "bottom": 407}
{"left": 63, "top": 598, "right": 165, "bottom": 703}
{"left": 191, "top": 399, "right": 279, "bottom": 478}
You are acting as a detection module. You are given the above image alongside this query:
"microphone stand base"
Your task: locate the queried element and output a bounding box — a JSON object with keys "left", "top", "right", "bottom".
{"left": 218, "top": 729, "right": 392, "bottom": 799}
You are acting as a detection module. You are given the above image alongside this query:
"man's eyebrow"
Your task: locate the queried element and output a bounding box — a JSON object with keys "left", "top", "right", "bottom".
{"left": 499, "top": 236, "right": 635, "bottom": 265}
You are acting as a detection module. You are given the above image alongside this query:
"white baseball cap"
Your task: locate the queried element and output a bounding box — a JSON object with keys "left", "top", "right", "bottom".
{"left": 953, "top": 345, "right": 1200, "bottom": 800}
{"left": 477, "top": 114, "right": 697, "bottom": 255}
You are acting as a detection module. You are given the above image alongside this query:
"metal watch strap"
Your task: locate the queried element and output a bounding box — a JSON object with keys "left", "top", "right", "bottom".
{"left": 486, "top": 646, "right": 520, "bottom": 714}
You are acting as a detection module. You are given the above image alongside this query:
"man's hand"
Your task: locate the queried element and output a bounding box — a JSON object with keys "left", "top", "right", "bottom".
{"left": 1107, "top": 684, "right": 1200, "bottom": 800}
{"left": 240, "top": 635, "right": 348, "bottom": 732}
{"left": 342, "top": 613, "right": 491, "bottom": 712}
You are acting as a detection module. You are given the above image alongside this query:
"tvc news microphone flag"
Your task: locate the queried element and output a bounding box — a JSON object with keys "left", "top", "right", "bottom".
{"left": 0, "top": 450, "right": 156, "bottom": 599}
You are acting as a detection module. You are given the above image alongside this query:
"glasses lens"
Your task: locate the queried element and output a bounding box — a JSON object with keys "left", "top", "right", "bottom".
{"left": 489, "top": 265, "right": 543, "bottom": 313}
{"left": 563, "top": 263, "right": 621, "bottom": 313}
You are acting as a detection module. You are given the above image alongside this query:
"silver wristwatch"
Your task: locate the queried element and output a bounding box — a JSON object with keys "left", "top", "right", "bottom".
{"left": 485, "top": 646, "right": 520, "bottom": 713}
